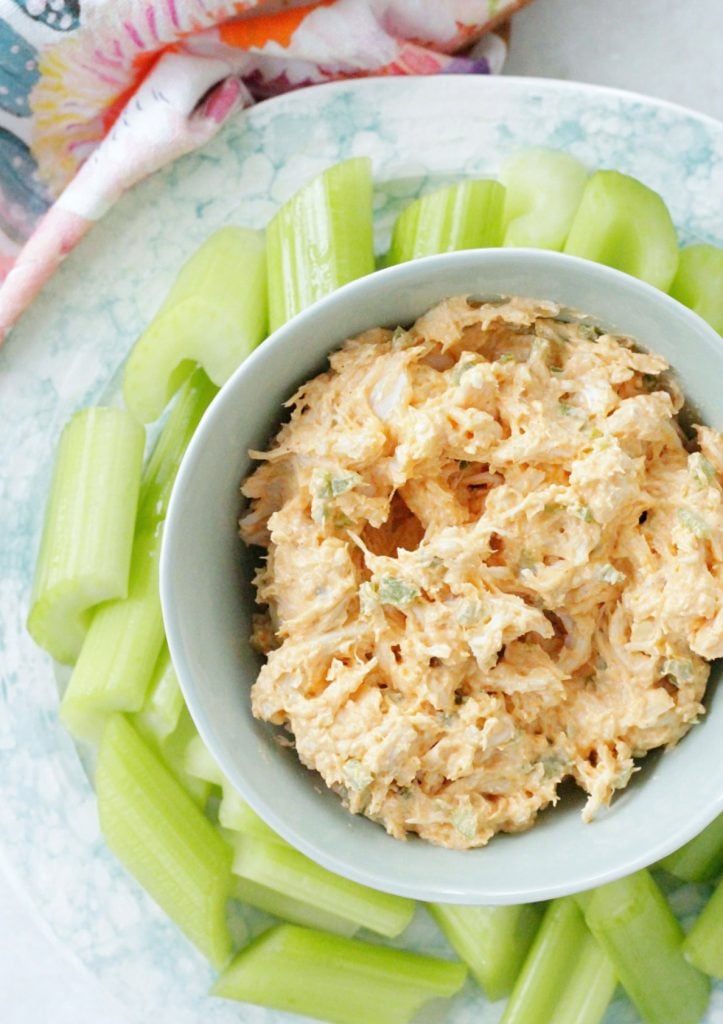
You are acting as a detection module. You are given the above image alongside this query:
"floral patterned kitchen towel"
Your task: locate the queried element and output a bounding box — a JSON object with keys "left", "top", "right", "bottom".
{"left": 0, "top": 0, "right": 531, "bottom": 342}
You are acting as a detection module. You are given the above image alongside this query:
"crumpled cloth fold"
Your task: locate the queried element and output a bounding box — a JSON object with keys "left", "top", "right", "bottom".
{"left": 0, "top": 0, "right": 528, "bottom": 344}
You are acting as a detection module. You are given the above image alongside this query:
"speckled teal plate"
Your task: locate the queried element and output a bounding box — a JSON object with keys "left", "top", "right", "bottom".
{"left": 1, "top": 77, "right": 722, "bottom": 1024}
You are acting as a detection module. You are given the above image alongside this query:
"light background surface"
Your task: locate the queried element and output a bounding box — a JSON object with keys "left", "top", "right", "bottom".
{"left": 2, "top": 0, "right": 722, "bottom": 1020}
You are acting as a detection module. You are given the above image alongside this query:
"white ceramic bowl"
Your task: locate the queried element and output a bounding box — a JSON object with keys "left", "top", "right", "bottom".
{"left": 161, "top": 249, "right": 723, "bottom": 904}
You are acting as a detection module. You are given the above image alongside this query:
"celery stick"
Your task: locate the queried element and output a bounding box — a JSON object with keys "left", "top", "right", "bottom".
{"left": 684, "top": 876, "right": 723, "bottom": 978}
{"left": 564, "top": 170, "right": 679, "bottom": 290}
{"left": 553, "top": 927, "right": 617, "bottom": 1024}
{"left": 96, "top": 715, "right": 233, "bottom": 967}
{"left": 669, "top": 244, "right": 723, "bottom": 333}
{"left": 158, "top": 708, "right": 211, "bottom": 808}
{"left": 213, "top": 923, "right": 466, "bottom": 1024}
{"left": 581, "top": 870, "right": 710, "bottom": 1024}
{"left": 135, "top": 367, "right": 217, "bottom": 529}
{"left": 429, "top": 902, "right": 543, "bottom": 1000}
{"left": 386, "top": 179, "right": 505, "bottom": 264}
{"left": 658, "top": 813, "right": 723, "bottom": 882}
{"left": 500, "top": 897, "right": 588, "bottom": 1024}
{"left": 60, "top": 523, "right": 164, "bottom": 742}
{"left": 233, "top": 877, "right": 359, "bottom": 938}
{"left": 229, "top": 832, "right": 415, "bottom": 938}
{"left": 27, "top": 407, "right": 145, "bottom": 665}
{"left": 266, "top": 157, "right": 375, "bottom": 332}
{"left": 500, "top": 148, "right": 589, "bottom": 250}
{"left": 184, "top": 732, "right": 226, "bottom": 787}
{"left": 123, "top": 228, "right": 267, "bottom": 423}
{"left": 219, "top": 786, "right": 281, "bottom": 843}
{"left": 133, "top": 643, "right": 184, "bottom": 745}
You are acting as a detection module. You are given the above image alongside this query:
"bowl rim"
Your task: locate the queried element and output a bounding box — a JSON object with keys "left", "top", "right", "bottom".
{"left": 161, "top": 247, "right": 723, "bottom": 903}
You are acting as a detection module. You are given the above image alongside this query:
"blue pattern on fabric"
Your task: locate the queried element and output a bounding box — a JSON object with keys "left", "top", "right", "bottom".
{"left": 0, "top": 127, "right": 50, "bottom": 242}
{"left": 0, "top": 18, "right": 39, "bottom": 116}
{"left": 8, "top": 0, "right": 79, "bottom": 32}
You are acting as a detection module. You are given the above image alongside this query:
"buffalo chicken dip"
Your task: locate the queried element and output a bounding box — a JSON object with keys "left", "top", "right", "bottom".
{"left": 240, "top": 295, "right": 723, "bottom": 849}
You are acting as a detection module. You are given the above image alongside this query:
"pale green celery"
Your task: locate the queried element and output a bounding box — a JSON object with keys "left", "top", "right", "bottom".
{"left": 219, "top": 786, "right": 281, "bottom": 843}
{"left": 386, "top": 179, "right": 505, "bottom": 264}
{"left": 133, "top": 643, "right": 184, "bottom": 745}
{"left": 266, "top": 157, "right": 375, "bottom": 332}
{"left": 135, "top": 367, "right": 218, "bottom": 529}
{"left": 501, "top": 148, "right": 589, "bottom": 249}
{"left": 658, "top": 814, "right": 723, "bottom": 882}
{"left": 27, "top": 407, "right": 145, "bottom": 665}
{"left": 123, "top": 228, "right": 267, "bottom": 423}
{"left": 581, "top": 869, "right": 710, "bottom": 1024}
{"left": 552, "top": 927, "right": 617, "bottom": 1024}
{"left": 428, "top": 902, "right": 543, "bottom": 1000}
{"left": 132, "top": 646, "right": 209, "bottom": 805}
{"left": 684, "top": 876, "right": 723, "bottom": 978}
{"left": 232, "top": 877, "right": 359, "bottom": 938}
{"left": 212, "top": 923, "right": 466, "bottom": 1024}
{"left": 96, "top": 715, "right": 233, "bottom": 968}
{"left": 60, "top": 523, "right": 164, "bottom": 742}
{"left": 500, "top": 897, "right": 588, "bottom": 1024}
{"left": 564, "top": 170, "right": 679, "bottom": 290}
{"left": 669, "top": 244, "right": 723, "bottom": 333}
{"left": 183, "top": 734, "right": 283, "bottom": 842}
{"left": 229, "top": 832, "right": 415, "bottom": 938}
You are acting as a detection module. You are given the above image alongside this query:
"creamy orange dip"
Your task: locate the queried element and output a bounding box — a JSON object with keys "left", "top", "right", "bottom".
{"left": 240, "top": 295, "right": 723, "bottom": 849}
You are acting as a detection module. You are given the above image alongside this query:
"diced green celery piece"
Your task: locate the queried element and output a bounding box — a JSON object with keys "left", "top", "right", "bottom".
{"left": 229, "top": 832, "right": 414, "bottom": 938}
{"left": 669, "top": 244, "right": 723, "bottom": 333}
{"left": 136, "top": 367, "right": 218, "bottom": 529}
{"left": 553, "top": 927, "right": 617, "bottom": 1024}
{"left": 501, "top": 148, "right": 589, "bottom": 250}
{"left": 500, "top": 897, "right": 588, "bottom": 1024}
{"left": 133, "top": 643, "right": 184, "bottom": 745}
{"left": 684, "top": 876, "right": 723, "bottom": 978}
{"left": 429, "top": 902, "right": 543, "bottom": 1000}
{"left": 658, "top": 814, "right": 723, "bottom": 882}
{"left": 266, "top": 157, "right": 375, "bottom": 332}
{"left": 159, "top": 707, "right": 211, "bottom": 808}
{"left": 27, "top": 407, "right": 145, "bottom": 665}
{"left": 564, "top": 170, "right": 679, "bottom": 290}
{"left": 582, "top": 869, "right": 710, "bottom": 1024}
{"left": 123, "top": 228, "right": 267, "bottom": 423}
{"left": 387, "top": 179, "right": 505, "bottom": 264}
{"left": 212, "top": 923, "right": 466, "bottom": 1024}
{"left": 96, "top": 715, "right": 233, "bottom": 967}
{"left": 232, "top": 877, "right": 359, "bottom": 938}
{"left": 219, "top": 786, "right": 281, "bottom": 843}
{"left": 60, "top": 523, "right": 164, "bottom": 742}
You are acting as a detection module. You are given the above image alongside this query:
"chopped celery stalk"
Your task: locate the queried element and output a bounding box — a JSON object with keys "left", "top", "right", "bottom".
{"left": 581, "top": 869, "right": 710, "bottom": 1024}
{"left": 501, "top": 148, "right": 589, "bottom": 250}
{"left": 136, "top": 367, "right": 217, "bottom": 529}
{"left": 683, "top": 876, "right": 723, "bottom": 978}
{"left": 27, "top": 407, "right": 145, "bottom": 664}
{"left": 133, "top": 643, "right": 184, "bottom": 745}
{"left": 658, "top": 813, "right": 723, "bottom": 882}
{"left": 158, "top": 708, "right": 211, "bottom": 808}
{"left": 669, "top": 244, "right": 723, "bottom": 333}
{"left": 232, "top": 877, "right": 359, "bottom": 938}
{"left": 266, "top": 157, "right": 375, "bottom": 332}
{"left": 229, "top": 832, "right": 415, "bottom": 938}
{"left": 60, "top": 524, "right": 164, "bottom": 742}
{"left": 387, "top": 179, "right": 505, "bottom": 264}
{"left": 96, "top": 715, "right": 233, "bottom": 968}
{"left": 500, "top": 897, "right": 588, "bottom": 1024}
{"left": 183, "top": 734, "right": 285, "bottom": 843}
{"left": 552, "top": 927, "right": 617, "bottom": 1024}
{"left": 564, "top": 170, "right": 679, "bottom": 290}
{"left": 123, "top": 228, "right": 267, "bottom": 423}
{"left": 184, "top": 732, "right": 226, "bottom": 787}
{"left": 219, "top": 786, "right": 282, "bottom": 843}
{"left": 213, "top": 923, "right": 466, "bottom": 1024}
{"left": 429, "top": 902, "right": 543, "bottom": 1000}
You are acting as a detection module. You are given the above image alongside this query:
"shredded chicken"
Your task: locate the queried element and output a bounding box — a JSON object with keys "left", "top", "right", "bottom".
{"left": 239, "top": 295, "right": 723, "bottom": 849}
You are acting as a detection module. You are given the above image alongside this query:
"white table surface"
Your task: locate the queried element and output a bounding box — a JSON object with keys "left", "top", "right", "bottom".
{"left": 3, "top": 1, "right": 722, "bottom": 1020}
